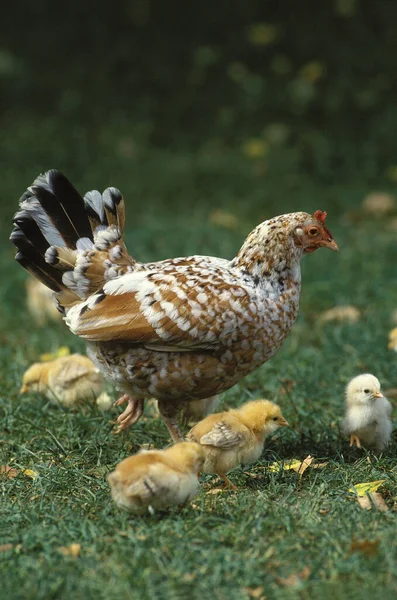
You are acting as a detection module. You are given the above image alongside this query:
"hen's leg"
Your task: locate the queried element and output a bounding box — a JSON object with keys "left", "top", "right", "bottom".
{"left": 157, "top": 402, "right": 184, "bottom": 442}
{"left": 349, "top": 434, "right": 361, "bottom": 448}
{"left": 114, "top": 394, "right": 144, "bottom": 433}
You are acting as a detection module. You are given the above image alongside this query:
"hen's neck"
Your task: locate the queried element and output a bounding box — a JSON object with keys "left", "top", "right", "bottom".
{"left": 231, "top": 221, "right": 303, "bottom": 296}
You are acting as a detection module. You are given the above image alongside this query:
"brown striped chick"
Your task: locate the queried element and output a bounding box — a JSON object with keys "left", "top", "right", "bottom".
{"left": 20, "top": 354, "right": 105, "bottom": 408}
{"left": 108, "top": 441, "right": 205, "bottom": 513}
{"left": 342, "top": 374, "right": 392, "bottom": 451}
{"left": 25, "top": 278, "right": 62, "bottom": 326}
{"left": 187, "top": 399, "right": 289, "bottom": 489}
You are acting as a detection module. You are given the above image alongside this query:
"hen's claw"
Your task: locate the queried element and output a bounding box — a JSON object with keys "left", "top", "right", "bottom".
{"left": 220, "top": 474, "right": 237, "bottom": 491}
{"left": 114, "top": 395, "right": 144, "bottom": 433}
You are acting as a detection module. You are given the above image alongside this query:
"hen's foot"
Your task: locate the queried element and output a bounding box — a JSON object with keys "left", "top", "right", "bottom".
{"left": 157, "top": 404, "right": 184, "bottom": 442}
{"left": 114, "top": 395, "right": 144, "bottom": 433}
{"left": 219, "top": 474, "right": 237, "bottom": 491}
{"left": 349, "top": 434, "right": 361, "bottom": 448}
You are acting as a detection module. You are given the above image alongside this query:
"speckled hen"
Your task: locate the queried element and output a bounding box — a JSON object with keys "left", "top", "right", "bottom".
{"left": 10, "top": 171, "right": 338, "bottom": 440}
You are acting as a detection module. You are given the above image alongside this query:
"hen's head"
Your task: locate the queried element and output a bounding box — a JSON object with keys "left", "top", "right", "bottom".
{"left": 292, "top": 210, "right": 338, "bottom": 254}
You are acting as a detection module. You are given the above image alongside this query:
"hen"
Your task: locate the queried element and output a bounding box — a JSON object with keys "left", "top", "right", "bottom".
{"left": 10, "top": 170, "right": 338, "bottom": 441}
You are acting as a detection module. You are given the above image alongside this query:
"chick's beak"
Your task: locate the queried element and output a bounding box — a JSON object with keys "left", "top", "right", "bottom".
{"left": 279, "top": 417, "right": 289, "bottom": 427}
{"left": 20, "top": 384, "right": 28, "bottom": 394}
{"left": 373, "top": 391, "right": 384, "bottom": 399}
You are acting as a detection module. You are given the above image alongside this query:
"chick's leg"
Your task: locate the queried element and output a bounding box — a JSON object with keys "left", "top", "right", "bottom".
{"left": 349, "top": 434, "right": 361, "bottom": 448}
{"left": 157, "top": 401, "right": 184, "bottom": 442}
{"left": 114, "top": 394, "right": 144, "bottom": 433}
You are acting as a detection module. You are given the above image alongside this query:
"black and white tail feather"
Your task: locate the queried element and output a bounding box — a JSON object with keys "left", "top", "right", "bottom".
{"left": 10, "top": 170, "right": 134, "bottom": 313}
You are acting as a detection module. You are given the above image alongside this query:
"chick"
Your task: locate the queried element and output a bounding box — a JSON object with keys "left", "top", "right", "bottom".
{"left": 187, "top": 399, "right": 289, "bottom": 489}
{"left": 20, "top": 354, "right": 105, "bottom": 408}
{"left": 342, "top": 374, "right": 392, "bottom": 451}
{"left": 107, "top": 441, "right": 205, "bottom": 513}
{"left": 25, "top": 278, "right": 62, "bottom": 326}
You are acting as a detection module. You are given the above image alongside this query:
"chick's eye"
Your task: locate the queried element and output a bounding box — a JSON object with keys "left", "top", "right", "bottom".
{"left": 308, "top": 227, "right": 318, "bottom": 236}
{"left": 364, "top": 389, "right": 370, "bottom": 394}
{"left": 273, "top": 417, "right": 278, "bottom": 421}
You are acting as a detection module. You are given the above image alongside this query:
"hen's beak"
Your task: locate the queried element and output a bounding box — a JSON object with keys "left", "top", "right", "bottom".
{"left": 279, "top": 418, "right": 289, "bottom": 427}
{"left": 321, "top": 239, "right": 339, "bottom": 252}
{"left": 20, "top": 384, "right": 28, "bottom": 394}
{"left": 372, "top": 391, "right": 384, "bottom": 399}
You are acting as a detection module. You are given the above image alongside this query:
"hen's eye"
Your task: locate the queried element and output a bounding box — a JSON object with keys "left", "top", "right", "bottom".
{"left": 272, "top": 417, "right": 278, "bottom": 421}
{"left": 364, "top": 389, "right": 370, "bottom": 394}
{"left": 308, "top": 227, "right": 318, "bottom": 236}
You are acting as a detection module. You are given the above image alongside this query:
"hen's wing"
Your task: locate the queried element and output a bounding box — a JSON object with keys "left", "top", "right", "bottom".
{"left": 65, "top": 261, "right": 252, "bottom": 351}
{"left": 198, "top": 417, "right": 250, "bottom": 449}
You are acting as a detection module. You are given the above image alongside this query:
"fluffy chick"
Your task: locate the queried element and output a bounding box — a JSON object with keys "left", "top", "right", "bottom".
{"left": 187, "top": 399, "right": 289, "bottom": 489}
{"left": 20, "top": 354, "right": 105, "bottom": 408}
{"left": 342, "top": 374, "right": 392, "bottom": 451}
{"left": 25, "top": 278, "right": 62, "bottom": 326}
{"left": 108, "top": 442, "right": 205, "bottom": 513}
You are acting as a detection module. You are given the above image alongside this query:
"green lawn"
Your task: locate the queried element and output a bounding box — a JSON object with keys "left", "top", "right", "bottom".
{"left": 1, "top": 123, "right": 397, "bottom": 600}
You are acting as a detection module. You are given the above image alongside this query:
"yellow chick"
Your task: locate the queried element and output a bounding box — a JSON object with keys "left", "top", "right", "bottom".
{"left": 342, "top": 374, "right": 392, "bottom": 451}
{"left": 187, "top": 399, "right": 289, "bottom": 489}
{"left": 20, "top": 354, "right": 105, "bottom": 408}
{"left": 107, "top": 441, "right": 205, "bottom": 513}
{"left": 25, "top": 278, "right": 62, "bottom": 326}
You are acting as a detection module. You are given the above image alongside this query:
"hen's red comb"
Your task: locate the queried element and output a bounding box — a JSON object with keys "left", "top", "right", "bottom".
{"left": 313, "top": 210, "right": 327, "bottom": 223}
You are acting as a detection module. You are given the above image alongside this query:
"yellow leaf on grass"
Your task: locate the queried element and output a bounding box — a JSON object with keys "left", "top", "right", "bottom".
{"left": 59, "top": 543, "right": 81, "bottom": 557}
{"left": 269, "top": 456, "right": 319, "bottom": 476}
{"left": 22, "top": 469, "right": 39, "bottom": 480}
{"left": 357, "top": 493, "right": 388, "bottom": 512}
{"left": 40, "top": 346, "right": 70, "bottom": 362}
{"left": 349, "top": 480, "right": 386, "bottom": 496}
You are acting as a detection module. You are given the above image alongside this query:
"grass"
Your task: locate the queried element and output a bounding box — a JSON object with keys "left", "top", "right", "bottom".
{"left": 1, "top": 121, "right": 397, "bottom": 600}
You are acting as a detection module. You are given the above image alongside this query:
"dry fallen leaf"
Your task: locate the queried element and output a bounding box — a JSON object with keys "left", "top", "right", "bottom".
{"left": 0, "top": 465, "right": 18, "bottom": 478}
{"left": 40, "top": 346, "right": 70, "bottom": 362}
{"left": 349, "top": 480, "right": 386, "bottom": 496}
{"left": 318, "top": 305, "right": 360, "bottom": 324}
{"left": 350, "top": 538, "right": 380, "bottom": 557}
{"left": 356, "top": 493, "right": 388, "bottom": 512}
{"left": 242, "top": 586, "right": 265, "bottom": 599}
{"left": 279, "top": 378, "right": 296, "bottom": 395}
{"left": 59, "top": 543, "right": 81, "bottom": 558}
{"left": 276, "top": 566, "right": 311, "bottom": 587}
{"left": 209, "top": 209, "right": 239, "bottom": 230}
{"left": 0, "top": 544, "right": 14, "bottom": 553}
